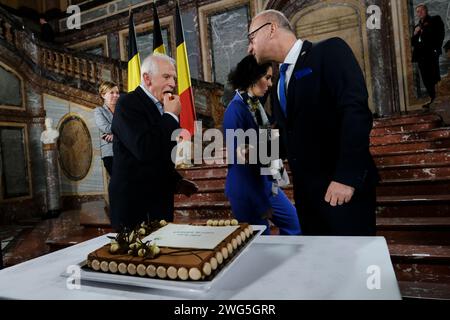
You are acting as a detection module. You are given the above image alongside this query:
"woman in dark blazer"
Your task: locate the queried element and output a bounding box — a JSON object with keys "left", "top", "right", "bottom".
{"left": 95, "top": 81, "right": 120, "bottom": 175}
{"left": 223, "top": 55, "right": 301, "bottom": 235}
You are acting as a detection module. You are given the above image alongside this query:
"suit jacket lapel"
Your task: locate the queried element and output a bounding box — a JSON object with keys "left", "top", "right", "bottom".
{"left": 286, "top": 40, "right": 312, "bottom": 120}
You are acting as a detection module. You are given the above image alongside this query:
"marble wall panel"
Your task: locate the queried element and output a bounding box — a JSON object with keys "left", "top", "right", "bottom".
{"left": 43, "top": 95, "right": 105, "bottom": 195}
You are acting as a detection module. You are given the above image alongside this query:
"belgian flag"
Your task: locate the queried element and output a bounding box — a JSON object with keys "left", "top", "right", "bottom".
{"left": 127, "top": 10, "right": 141, "bottom": 92}
{"left": 175, "top": 2, "right": 196, "bottom": 135}
{"left": 152, "top": 2, "right": 166, "bottom": 54}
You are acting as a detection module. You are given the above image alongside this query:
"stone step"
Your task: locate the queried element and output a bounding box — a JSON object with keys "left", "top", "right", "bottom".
{"left": 370, "top": 128, "right": 450, "bottom": 145}
{"left": 377, "top": 217, "right": 450, "bottom": 231}
{"left": 370, "top": 138, "right": 450, "bottom": 155}
{"left": 181, "top": 162, "right": 450, "bottom": 181}
{"left": 388, "top": 244, "right": 450, "bottom": 264}
{"left": 179, "top": 164, "right": 228, "bottom": 180}
{"left": 180, "top": 145, "right": 450, "bottom": 169}
{"left": 390, "top": 244, "right": 450, "bottom": 294}
{"left": 374, "top": 110, "right": 433, "bottom": 120}
{"left": 179, "top": 178, "right": 450, "bottom": 205}
{"left": 185, "top": 176, "right": 450, "bottom": 197}
{"left": 377, "top": 178, "right": 450, "bottom": 196}
{"left": 178, "top": 192, "right": 450, "bottom": 211}
{"left": 378, "top": 163, "right": 450, "bottom": 180}
{"left": 373, "top": 113, "right": 441, "bottom": 128}
{"left": 370, "top": 120, "right": 441, "bottom": 136}
{"left": 377, "top": 195, "right": 450, "bottom": 217}
{"left": 186, "top": 165, "right": 450, "bottom": 182}
{"left": 398, "top": 281, "right": 450, "bottom": 300}
{"left": 378, "top": 230, "right": 450, "bottom": 245}
{"left": 374, "top": 148, "right": 450, "bottom": 166}
{"left": 175, "top": 191, "right": 228, "bottom": 203}
{"left": 175, "top": 195, "right": 449, "bottom": 219}
{"left": 176, "top": 185, "right": 296, "bottom": 203}
{"left": 394, "top": 263, "right": 450, "bottom": 287}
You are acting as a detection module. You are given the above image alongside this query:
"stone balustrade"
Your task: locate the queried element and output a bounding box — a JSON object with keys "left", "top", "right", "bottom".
{"left": 0, "top": 6, "right": 124, "bottom": 92}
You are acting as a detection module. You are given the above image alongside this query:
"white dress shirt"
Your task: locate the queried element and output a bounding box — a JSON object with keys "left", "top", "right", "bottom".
{"left": 139, "top": 84, "right": 179, "bottom": 122}
{"left": 277, "top": 39, "right": 303, "bottom": 101}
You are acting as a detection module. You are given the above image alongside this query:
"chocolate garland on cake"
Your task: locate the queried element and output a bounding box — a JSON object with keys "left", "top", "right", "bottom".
{"left": 87, "top": 219, "right": 254, "bottom": 281}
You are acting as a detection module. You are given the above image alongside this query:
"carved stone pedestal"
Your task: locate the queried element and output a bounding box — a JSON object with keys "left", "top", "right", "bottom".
{"left": 43, "top": 143, "right": 61, "bottom": 219}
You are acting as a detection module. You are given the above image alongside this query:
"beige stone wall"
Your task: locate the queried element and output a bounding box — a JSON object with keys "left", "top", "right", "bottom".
{"left": 290, "top": 0, "right": 374, "bottom": 111}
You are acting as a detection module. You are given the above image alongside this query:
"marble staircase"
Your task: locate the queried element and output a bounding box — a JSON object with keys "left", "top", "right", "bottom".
{"left": 3, "top": 110, "right": 450, "bottom": 299}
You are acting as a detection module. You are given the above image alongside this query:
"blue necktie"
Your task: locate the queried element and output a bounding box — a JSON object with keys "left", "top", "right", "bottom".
{"left": 155, "top": 101, "right": 164, "bottom": 115}
{"left": 278, "top": 63, "right": 289, "bottom": 116}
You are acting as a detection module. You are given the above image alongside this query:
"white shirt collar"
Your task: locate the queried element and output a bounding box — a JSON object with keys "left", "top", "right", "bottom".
{"left": 282, "top": 39, "right": 303, "bottom": 66}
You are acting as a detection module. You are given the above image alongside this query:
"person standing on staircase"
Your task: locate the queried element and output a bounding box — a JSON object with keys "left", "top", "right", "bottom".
{"left": 411, "top": 4, "right": 446, "bottom": 109}
{"left": 248, "top": 10, "right": 379, "bottom": 236}
{"left": 223, "top": 55, "right": 301, "bottom": 235}
{"left": 110, "top": 54, "right": 198, "bottom": 230}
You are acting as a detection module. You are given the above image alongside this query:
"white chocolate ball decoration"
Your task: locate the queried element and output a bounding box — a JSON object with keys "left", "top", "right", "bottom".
{"left": 146, "top": 265, "right": 156, "bottom": 277}
{"left": 167, "top": 266, "right": 178, "bottom": 280}
{"left": 156, "top": 266, "right": 167, "bottom": 279}
{"left": 137, "top": 264, "right": 146, "bottom": 276}
{"left": 118, "top": 263, "right": 127, "bottom": 274}
{"left": 189, "top": 268, "right": 202, "bottom": 280}
{"left": 178, "top": 267, "right": 189, "bottom": 280}
{"left": 108, "top": 261, "right": 118, "bottom": 273}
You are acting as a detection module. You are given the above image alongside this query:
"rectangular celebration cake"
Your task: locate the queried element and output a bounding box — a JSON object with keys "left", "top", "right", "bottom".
{"left": 86, "top": 220, "right": 254, "bottom": 281}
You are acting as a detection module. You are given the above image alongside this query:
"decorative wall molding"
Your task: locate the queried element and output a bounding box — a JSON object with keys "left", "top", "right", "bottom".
{"left": 0, "top": 60, "right": 26, "bottom": 111}
{"left": 198, "top": 0, "right": 256, "bottom": 82}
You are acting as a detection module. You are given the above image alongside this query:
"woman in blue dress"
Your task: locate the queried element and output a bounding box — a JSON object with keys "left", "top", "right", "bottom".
{"left": 223, "top": 55, "right": 301, "bottom": 235}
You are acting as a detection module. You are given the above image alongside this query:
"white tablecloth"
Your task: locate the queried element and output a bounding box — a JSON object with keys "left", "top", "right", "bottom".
{"left": 0, "top": 234, "right": 401, "bottom": 300}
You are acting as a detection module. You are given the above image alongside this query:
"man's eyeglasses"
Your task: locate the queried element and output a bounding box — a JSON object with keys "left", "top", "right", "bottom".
{"left": 247, "top": 22, "right": 272, "bottom": 42}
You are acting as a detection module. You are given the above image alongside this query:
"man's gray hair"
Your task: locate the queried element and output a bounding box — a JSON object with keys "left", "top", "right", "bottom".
{"left": 253, "top": 9, "right": 294, "bottom": 34}
{"left": 141, "top": 53, "right": 176, "bottom": 82}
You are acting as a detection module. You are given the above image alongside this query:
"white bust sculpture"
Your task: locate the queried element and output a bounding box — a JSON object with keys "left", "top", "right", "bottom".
{"left": 40, "top": 117, "right": 59, "bottom": 144}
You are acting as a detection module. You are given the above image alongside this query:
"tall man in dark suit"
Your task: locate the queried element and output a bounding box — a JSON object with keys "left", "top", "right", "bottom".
{"left": 411, "top": 4, "right": 445, "bottom": 108}
{"left": 110, "top": 54, "right": 197, "bottom": 230}
{"left": 248, "top": 10, "right": 379, "bottom": 236}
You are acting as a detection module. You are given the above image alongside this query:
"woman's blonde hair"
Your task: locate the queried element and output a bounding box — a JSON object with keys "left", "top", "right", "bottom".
{"left": 98, "top": 81, "right": 118, "bottom": 98}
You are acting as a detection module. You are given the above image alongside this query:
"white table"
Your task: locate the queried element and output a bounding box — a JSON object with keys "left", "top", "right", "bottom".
{"left": 0, "top": 234, "right": 401, "bottom": 300}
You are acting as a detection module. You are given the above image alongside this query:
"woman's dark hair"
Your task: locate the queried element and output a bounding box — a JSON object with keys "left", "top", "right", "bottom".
{"left": 228, "top": 55, "right": 271, "bottom": 91}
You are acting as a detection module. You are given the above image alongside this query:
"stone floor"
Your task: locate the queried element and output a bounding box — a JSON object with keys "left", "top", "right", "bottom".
{"left": 0, "top": 209, "right": 83, "bottom": 268}
{"left": 433, "top": 95, "right": 450, "bottom": 125}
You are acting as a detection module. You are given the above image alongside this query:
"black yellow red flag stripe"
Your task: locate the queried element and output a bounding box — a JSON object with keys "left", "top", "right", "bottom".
{"left": 152, "top": 2, "right": 166, "bottom": 54}
{"left": 175, "top": 1, "right": 196, "bottom": 136}
{"left": 127, "top": 10, "right": 141, "bottom": 92}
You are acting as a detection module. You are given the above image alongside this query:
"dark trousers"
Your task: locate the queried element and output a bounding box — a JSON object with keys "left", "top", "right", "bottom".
{"left": 102, "top": 156, "right": 113, "bottom": 176}
{"left": 294, "top": 182, "right": 377, "bottom": 236}
{"left": 418, "top": 55, "right": 441, "bottom": 100}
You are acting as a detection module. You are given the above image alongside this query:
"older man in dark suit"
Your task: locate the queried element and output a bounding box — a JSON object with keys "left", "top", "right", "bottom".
{"left": 247, "top": 10, "right": 379, "bottom": 236}
{"left": 110, "top": 54, "right": 197, "bottom": 230}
